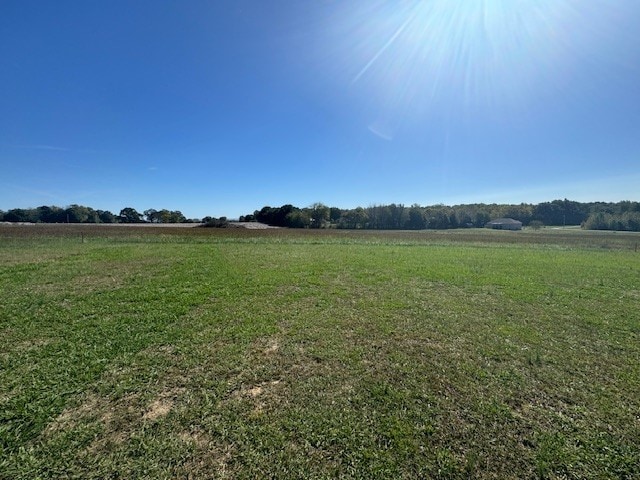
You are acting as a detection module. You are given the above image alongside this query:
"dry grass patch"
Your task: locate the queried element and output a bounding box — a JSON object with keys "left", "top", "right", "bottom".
{"left": 143, "top": 387, "right": 187, "bottom": 421}
{"left": 43, "top": 393, "right": 104, "bottom": 436}
{"left": 229, "top": 380, "right": 285, "bottom": 416}
{"left": 177, "top": 444, "right": 235, "bottom": 480}
{"left": 263, "top": 340, "right": 280, "bottom": 354}
{"left": 178, "top": 429, "right": 211, "bottom": 448}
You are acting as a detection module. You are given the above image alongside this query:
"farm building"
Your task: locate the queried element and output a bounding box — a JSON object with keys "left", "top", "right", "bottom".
{"left": 485, "top": 218, "right": 523, "bottom": 230}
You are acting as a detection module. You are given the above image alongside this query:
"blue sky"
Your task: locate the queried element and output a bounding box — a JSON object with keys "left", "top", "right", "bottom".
{"left": 1, "top": 0, "right": 639, "bottom": 219}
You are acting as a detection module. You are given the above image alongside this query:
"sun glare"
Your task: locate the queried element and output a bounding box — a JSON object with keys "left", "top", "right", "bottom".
{"left": 338, "top": 0, "right": 607, "bottom": 118}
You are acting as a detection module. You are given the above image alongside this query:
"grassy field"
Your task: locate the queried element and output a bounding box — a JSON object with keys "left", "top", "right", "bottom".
{"left": 1, "top": 225, "right": 638, "bottom": 479}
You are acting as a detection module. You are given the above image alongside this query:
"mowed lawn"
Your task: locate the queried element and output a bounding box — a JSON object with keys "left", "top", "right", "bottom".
{"left": 1, "top": 227, "right": 638, "bottom": 479}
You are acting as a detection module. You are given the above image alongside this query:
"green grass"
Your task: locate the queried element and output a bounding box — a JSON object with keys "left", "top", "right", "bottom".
{"left": 1, "top": 226, "right": 639, "bottom": 478}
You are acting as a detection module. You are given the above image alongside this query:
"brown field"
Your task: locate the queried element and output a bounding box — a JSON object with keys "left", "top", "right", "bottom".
{"left": 1, "top": 223, "right": 639, "bottom": 251}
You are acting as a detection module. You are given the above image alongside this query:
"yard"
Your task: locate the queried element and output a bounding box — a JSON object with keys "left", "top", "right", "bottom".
{"left": 1, "top": 225, "right": 638, "bottom": 478}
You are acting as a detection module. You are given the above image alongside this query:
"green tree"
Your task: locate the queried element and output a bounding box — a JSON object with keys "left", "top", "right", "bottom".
{"left": 425, "top": 207, "right": 451, "bottom": 229}
{"left": 340, "top": 207, "right": 368, "bottom": 229}
{"left": 169, "top": 210, "right": 186, "bottom": 223}
{"left": 118, "top": 207, "right": 144, "bottom": 223}
{"left": 97, "top": 210, "right": 117, "bottom": 223}
{"left": 286, "top": 210, "right": 311, "bottom": 228}
{"left": 4, "top": 208, "right": 37, "bottom": 222}
{"left": 37, "top": 205, "right": 65, "bottom": 223}
{"left": 387, "top": 204, "right": 406, "bottom": 229}
{"left": 582, "top": 212, "right": 608, "bottom": 230}
{"left": 144, "top": 209, "right": 160, "bottom": 223}
{"left": 309, "top": 203, "right": 330, "bottom": 228}
{"left": 65, "top": 204, "right": 91, "bottom": 223}
{"left": 157, "top": 209, "right": 172, "bottom": 223}
{"left": 329, "top": 207, "right": 342, "bottom": 223}
{"left": 255, "top": 206, "right": 278, "bottom": 225}
{"left": 366, "top": 205, "right": 392, "bottom": 229}
{"left": 201, "top": 216, "right": 228, "bottom": 228}
{"left": 407, "top": 204, "right": 426, "bottom": 229}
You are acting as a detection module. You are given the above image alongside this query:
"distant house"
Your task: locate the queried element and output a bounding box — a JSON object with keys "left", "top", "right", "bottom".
{"left": 485, "top": 218, "right": 523, "bottom": 230}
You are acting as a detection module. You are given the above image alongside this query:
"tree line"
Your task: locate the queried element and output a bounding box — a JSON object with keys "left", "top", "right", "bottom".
{"left": 2, "top": 199, "right": 639, "bottom": 231}
{"left": 0, "top": 205, "right": 197, "bottom": 224}
{"left": 243, "top": 200, "right": 640, "bottom": 231}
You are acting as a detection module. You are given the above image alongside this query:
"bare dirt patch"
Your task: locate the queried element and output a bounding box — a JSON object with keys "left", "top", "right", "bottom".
{"left": 143, "top": 387, "right": 186, "bottom": 421}
{"left": 233, "top": 380, "right": 282, "bottom": 400}
{"left": 264, "top": 340, "right": 280, "bottom": 354}
{"left": 143, "top": 398, "right": 173, "bottom": 421}
{"left": 231, "top": 380, "right": 284, "bottom": 417}
{"left": 44, "top": 394, "right": 103, "bottom": 435}
{"left": 178, "top": 429, "right": 211, "bottom": 448}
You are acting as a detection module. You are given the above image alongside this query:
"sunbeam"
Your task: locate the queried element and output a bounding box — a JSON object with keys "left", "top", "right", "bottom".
{"left": 351, "top": 11, "right": 415, "bottom": 85}
{"left": 331, "top": 0, "right": 623, "bottom": 120}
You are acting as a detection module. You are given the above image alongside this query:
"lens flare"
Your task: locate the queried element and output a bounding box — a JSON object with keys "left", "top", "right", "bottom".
{"left": 322, "top": 0, "right": 623, "bottom": 122}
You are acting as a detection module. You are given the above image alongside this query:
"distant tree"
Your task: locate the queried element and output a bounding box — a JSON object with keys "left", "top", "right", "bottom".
{"left": 626, "top": 212, "right": 640, "bottom": 231}
{"left": 366, "top": 205, "right": 390, "bottom": 229}
{"left": 329, "top": 207, "right": 342, "bottom": 223}
{"left": 97, "top": 210, "right": 117, "bottom": 223}
{"left": 144, "top": 209, "right": 160, "bottom": 223}
{"left": 152, "top": 209, "right": 167, "bottom": 223}
{"left": 339, "top": 207, "right": 368, "bottom": 229}
{"left": 169, "top": 210, "right": 186, "bottom": 223}
{"left": 352, "top": 207, "right": 369, "bottom": 229}
{"left": 502, "top": 203, "right": 534, "bottom": 225}
{"left": 387, "top": 204, "right": 406, "bottom": 229}
{"left": 255, "top": 206, "right": 275, "bottom": 225}
{"left": 118, "top": 207, "right": 144, "bottom": 223}
{"left": 37, "top": 205, "right": 65, "bottom": 223}
{"left": 533, "top": 199, "right": 587, "bottom": 226}
{"left": 583, "top": 212, "right": 610, "bottom": 230}
{"left": 377, "top": 205, "right": 393, "bottom": 229}
{"left": 274, "top": 205, "right": 296, "bottom": 227}
{"left": 286, "top": 210, "right": 311, "bottom": 228}
{"left": 425, "top": 207, "right": 450, "bottom": 229}
{"left": 407, "top": 204, "right": 426, "bottom": 229}
{"left": 618, "top": 201, "right": 640, "bottom": 213}
{"left": 253, "top": 204, "right": 306, "bottom": 227}
{"left": 448, "top": 210, "right": 459, "bottom": 229}
{"left": 200, "top": 216, "right": 229, "bottom": 228}
{"left": 558, "top": 199, "right": 589, "bottom": 225}
{"left": 4, "top": 208, "right": 36, "bottom": 223}
{"left": 453, "top": 207, "right": 473, "bottom": 228}
{"left": 309, "top": 203, "right": 330, "bottom": 228}
{"left": 582, "top": 211, "right": 640, "bottom": 231}
{"left": 472, "top": 210, "right": 491, "bottom": 228}
{"left": 65, "top": 204, "right": 92, "bottom": 223}
{"left": 364, "top": 205, "right": 379, "bottom": 229}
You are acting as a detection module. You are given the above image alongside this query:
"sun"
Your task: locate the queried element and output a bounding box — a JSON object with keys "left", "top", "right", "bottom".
{"left": 341, "top": 0, "right": 595, "bottom": 115}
